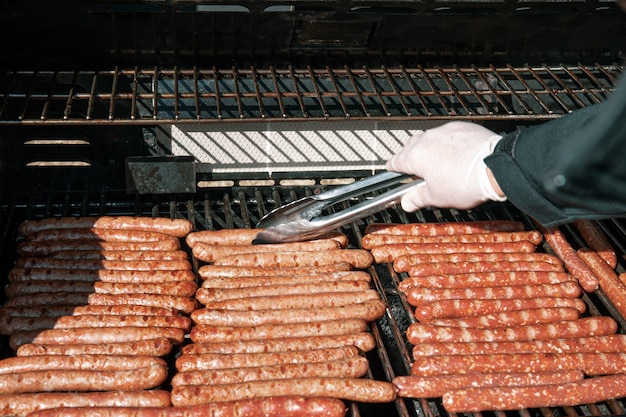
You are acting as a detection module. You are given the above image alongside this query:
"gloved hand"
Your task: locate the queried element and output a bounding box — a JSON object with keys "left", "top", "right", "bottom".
{"left": 386, "top": 121, "right": 507, "bottom": 212}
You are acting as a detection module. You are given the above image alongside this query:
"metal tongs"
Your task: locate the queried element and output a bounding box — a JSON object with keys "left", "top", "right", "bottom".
{"left": 254, "top": 171, "right": 424, "bottom": 243}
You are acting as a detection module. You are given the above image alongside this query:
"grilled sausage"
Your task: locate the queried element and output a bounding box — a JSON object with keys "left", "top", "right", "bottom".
{"left": 25, "top": 397, "right": 347, "bottom": 417}
{"left": 15, "top": 258, "right": 192, "bottom": 271}
{"left": 0, "top": 390, "right": 171, "bottom": 417}
{"left": 406, "top": 260, "right": 564, "bottom": 277}
{"left": 191, "top": 300, "right": 386, "bottom": 326}
{"left": 172, "top": 356, "right": 369, "bottom": 386}
{"left": 18, "top": 216, "right": 193, "bottom": 237}
{"left": 406, "top": 317, "right": 618, "bottom": 345}
{"left": 394, "top": 252, "right": 562, "bottom": 273}
{"left": 186, "top": 229, "right": 348, "bottom": 248}
{"left": 371, "top": 241, "right": 537, "bottom": 264}
{"left": 213, "top": 249, "right": 373, "bottom": 269}
{"left": 192, "top": 239, "right": 341, "bottom": 263}
{"left": 5, "top": 280, "right": 197, "bottom": 297}
{"left": 364, "top": 220, "right": 526, "bottom": 235}
{"left": 26, "top": 227, "right": 180, "bottom": 243}
{"left": 534, "top": 222, "right": 599, "bottom": 292}
{"left": 201, "top": 271, "right": 372, "bottom": 289}
{"left": 578, "top": 248, "right": 626, "bottom": 319}
{"left": 182, "top": 332, "right": 376, "bottom": 355}
{"left": 17, "top": 239, "right": 182, "bottom": 257}
{"left": 175, "top": 346, "right": 361, "bottom": 372}
{"left": 0, "top": 354, "right": 166, "bottom": 374}
{"left": 171, "top": 378, "right": 396, "bottom": 405}
{"left": 411, "top": 335, "right": 626, "bottom": 358}
{"left": 197, "top": 263, "right": 352, "bottom": 279}
{"left": 0, "top": 304, "right": 178, "bottom": 318}
{"left": 398, "top": 271, "right": 574, "bottom": 291}
{"left": 8, "top": 268, "right": 195, "bottom": 283}
{"left": 405, "top": 282, "right": 582, "bottom": 306}
{"left": 441, "top": 374, "right": 626, "bottom": 412}
{"left": 190, "top": 318, "right": 368, "bottom": 343}
{"left": 412, "top": 352, "right": 626, "bottom": 376}
{"left": 16, "top": 338, "right": 174, "bottom": 357}
{"left": 361, "top": 230, "right": 543, "bottom": 249}
{"left": 574, "top": 220, "right": 617, "bottom": 267}
{"left": 9, "top": 326, "right": 186, "bottom": 349}
{"left": 196, "top": 280, "right": 370, "bottom": 304}
{"left": 50, "top": 250, "right": 188, "bottom": 261}
{"left": 393, "top": 371, "right": 584, "bottom": 398}
{"left": 0, "top": 364, "right": 168, "bottom": 394}
{"left": 413, "top": 297, "right": 587, "bottom": 321}
{"left": 425, "top": 307, "right": 580, "bottom": 328}
{"left": 200, "top": 290, "right": 379, "bottom": 311}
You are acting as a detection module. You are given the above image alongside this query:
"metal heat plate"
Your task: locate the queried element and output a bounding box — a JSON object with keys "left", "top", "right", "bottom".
{"left": 125, "top": 156, "right": 196, "bottom": 194}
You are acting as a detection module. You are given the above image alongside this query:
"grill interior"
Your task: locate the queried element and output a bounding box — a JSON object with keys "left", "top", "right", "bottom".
{"left": 1, "top": 0, "right": 626, "bottom": 415}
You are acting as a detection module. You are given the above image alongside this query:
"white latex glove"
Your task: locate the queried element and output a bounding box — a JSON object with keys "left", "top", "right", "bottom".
{"left": 387, "top": 121, "right": 507, "bottom": 212}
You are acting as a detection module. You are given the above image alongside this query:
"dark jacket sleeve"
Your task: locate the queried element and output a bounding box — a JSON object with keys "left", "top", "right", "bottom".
{"left": 484, "top": 78, "right": 626, "bottom": 227}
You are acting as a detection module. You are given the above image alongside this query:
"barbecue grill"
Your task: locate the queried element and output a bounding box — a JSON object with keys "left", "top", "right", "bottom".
{"left": 1, "top": 1, "right": 626, "bottom": 416}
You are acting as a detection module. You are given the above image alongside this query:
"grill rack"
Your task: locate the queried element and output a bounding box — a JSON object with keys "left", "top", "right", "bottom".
{"left": 1, "top": 187, "right": 626, "bottom": 417}
{"left": 0, "top": 64, "right": 622, "bottom": 124}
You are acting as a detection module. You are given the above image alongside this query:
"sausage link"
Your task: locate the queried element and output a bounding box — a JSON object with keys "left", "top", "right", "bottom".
{"left": 413, "top": 352, "right": 626, "bottom": 376}
{"left": 186, "top": 229, "right": 348, "bottom": 248}
{"left": 0, "top": 390, "right": 171, "bottom": 417}
{"left": 5, "top": 280, "right": 197, "bottom": 297}
{"left": 15, "top": 258, "right": 192, "bottom": 271}
{"left": 8, "top": 268, "right": 195, "bottom": 283}
{"left": 394, "top": 371, "right": 584, "bottom": 398}
{"left": 0, "top": 364, "right": 167, "bottom": 394}
{"left": 534, "top": 222, "right": 599, "bottom": 292}
{"left": 0, "top": 354, "right": 165, "bottom": 374}
{"left": 406, "top": 282, "right": 582, "bottom": 306}
{"left": 406, "top": 317, "right": 618, "bottom": 345}
{"left": 202, "top": 290, "right": 379, "bottom": 311}
{"left": 574, "top": 220, "right": 617, "bottom": 268}
{"left": 171, "top": 378, "right": 396, "bottom": 405}
{"left": 191, "top": 300, "right": 386, "bottom": 327}
{"left": 201, "top": 271, "right": 371, "bottom": 289}
{"left": 412, "top": 335, "right": 626, "bottom": 358}
{"left": 364, "top": 220, "right": 526, "bottom": 235}
{"left": 426, "top": 307, "right": 580, "bottom": 328}
{"left": 407, "top": 260, "right": 563, "bottom": 276}
{"left": 371, "top": 241, "right": 536, "bottom": 264}
{"left": 182, "top": 332, "right": 376, "bottom": 355}
{"left": 175, "top": 346, "right": 361, "bottom": 372}
{"left": 196, "top": 280, "right": 370, "bottom": 304}
{"left": 190, "top": 318, "right": 368, "bottom": 343}
{"left": 50, "top": 250, "right": 188, "bottom": 261}
{"left": 17, "top": 338, "right": 174, "bottom": 357}
{"left": 9, "top": 326, "right": 185, "bottom": 350}
{"left": 578, "top": 248, "right": 626, "bottom": 319}
{"left": 394, "top": 252, "right": 562, "bottom": 273}
{"left": 213, "top": 249, "right": 373, "bottom": 269}
{"left": 18, "top": 239, "right": 181, "bottom": 257}
{"left": 26, "top": 227, "right": 180, "bottom": 243}
{"left": 172, "top": 356, "right": 369, "bottom": 386}
{"left": 193, "top": 239, "right": 341, "bottom": 263}
{"left": 361, "top": 230, "right": 543, "bottom": 250}
{"left": 398, "top": 271, "right": 573, "bottom": 291}
{"left": 441, "top": 374, "right": 626, "bottom": 412}
{"left": 197, "top": 263, "right": 352, "bottom": 279}
{"left": 414, "top": 297, "right": 587, "bottom": 321}
{"left": 18, "top": 216, "right": 193, "bottom": 238}
{"left": 25, "top": 397, "right": 347, "bottom": 417}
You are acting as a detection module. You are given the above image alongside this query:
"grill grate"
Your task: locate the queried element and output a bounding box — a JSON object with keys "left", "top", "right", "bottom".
{"left": 2, "top": 188, "right": 626, "bottom": 417}
{"left": 0, "top": 64, "right": 622, "bottom": 124}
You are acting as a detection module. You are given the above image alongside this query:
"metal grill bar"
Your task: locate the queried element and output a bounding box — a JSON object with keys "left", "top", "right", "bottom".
{"left": 1, "top": 64, "right": 621, "bottom": 125}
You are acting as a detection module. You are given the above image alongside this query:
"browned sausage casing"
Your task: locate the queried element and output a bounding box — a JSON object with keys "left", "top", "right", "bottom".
{"left": 25, "top": 397, "right": 348, "bottom": 417}
{"left": 361, "top": 230, "right": 543, "bottom": 249}
{"left": 186, "top": 229, "right": 348, "bottom": 248}
{"left": 50, "top": 250, "right": 188, "bottom": 261}
{"left": 425, "top": 307, "right": 580, "bottom": 328}
{"left": 574, "top": 220, "right": 617, "bottom": 267}
{"left": 394, "top": 252, "right": 562, "bottom": 273}
{"left": 0, "top": 304, "right": 178, "bottom": 318}
{"left": 182, "top": 332, "right": 376, "bottom": 355}
{"left": 8, "top": 268, "right": 195, "bottom": 283}
{"left": 198, "top": 263, "right": 352, "bottom": 279}
{"left": 5, "top": 280, "right": 197, "bottom": 297}
{"left": 16, "top": 338, "right": 174, "bottom": 357}
{"left": 201, "top": 271, "right": 371, "bottom": 289}
{"left": 0, "top": 354, "right": 166, "bottom": 374}
{"left": 18, "top": 239, "right": 182, "bottom": 257}
{"left": 407, "top": 260, "right": 563, "bottom": 277}
{"left": 0, "top": 390, "right": 171, "bottom": 417}
{"left": 364, "top": 220, "right": 525, "bottom": 235}
{"left": 398, "top": 271, "right": 573, "bottom": 290}
{"left": 15, "top": 258, "right": 192, "bottom": 271}
{"left": 578, "top": 248, "right": 626, "bottom": 319}
{"left": 192, "top": 239, "right": 341, "bottom": 263}
{"left": 171, "top": 378, "right": 396, "bottom": 405}
{"left": 213, "top": 249, "right": 373, "bottom": 269}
